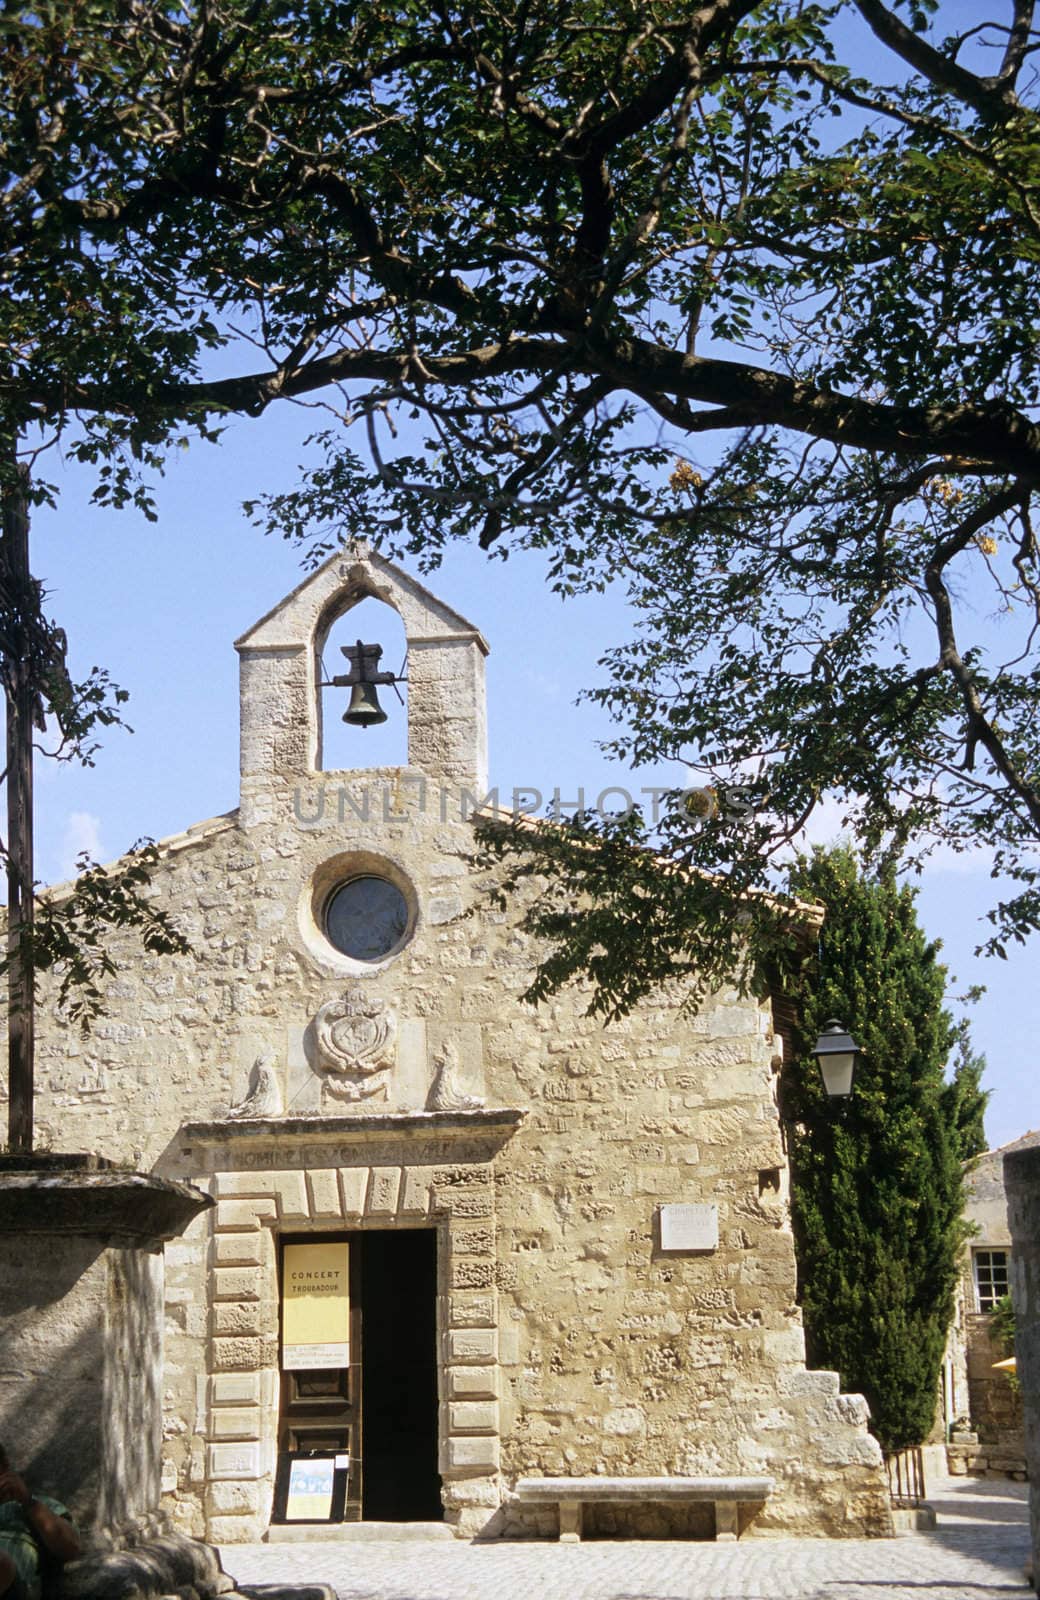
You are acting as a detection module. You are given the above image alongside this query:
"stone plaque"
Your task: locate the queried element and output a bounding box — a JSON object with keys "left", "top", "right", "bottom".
{"left": 208, "top": 1442, "right": 261, "bottom": 1481}
{"left": 659, "top": 1202, "right": 719, "bottom": 1252}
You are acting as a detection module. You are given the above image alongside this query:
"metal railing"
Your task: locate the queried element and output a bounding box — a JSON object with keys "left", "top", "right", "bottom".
{"left": 885, "top": 1446, "right": 926, "bottom": 1507}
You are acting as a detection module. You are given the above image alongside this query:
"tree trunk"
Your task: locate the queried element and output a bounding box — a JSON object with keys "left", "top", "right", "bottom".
{"left": 2, "top": 459, "right": 34, "bottom": 1154}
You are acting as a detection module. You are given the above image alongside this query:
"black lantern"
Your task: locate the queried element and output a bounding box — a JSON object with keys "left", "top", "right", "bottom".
{"left": 811, "top": 1019, "right": 863, "bottom": 1099}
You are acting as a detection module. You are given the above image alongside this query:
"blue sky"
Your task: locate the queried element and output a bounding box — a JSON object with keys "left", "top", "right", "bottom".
{"left": 21, "top": 0, "right": 1035, "bottom": 1153}
{"left": 27, "top": 397, "right": 1038, "bottom": 1154}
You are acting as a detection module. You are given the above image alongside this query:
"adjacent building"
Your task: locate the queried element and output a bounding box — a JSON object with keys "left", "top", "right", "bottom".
{"left": 946, "top": 1132, "right": 1037, "bottom": 1478}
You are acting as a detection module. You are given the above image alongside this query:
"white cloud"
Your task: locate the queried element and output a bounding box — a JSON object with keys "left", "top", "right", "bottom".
{"left": 60, "top": 811, "right": 103, "bottom": 881}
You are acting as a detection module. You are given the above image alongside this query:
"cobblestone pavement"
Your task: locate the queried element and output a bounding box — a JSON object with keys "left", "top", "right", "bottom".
{"left": 220, "top": 1475, "right": 1033, "bottom": 1599}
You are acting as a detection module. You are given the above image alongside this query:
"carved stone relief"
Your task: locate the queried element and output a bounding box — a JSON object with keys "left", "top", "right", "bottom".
{"left": 227, "top": 1049, "right": 283, "bottom": 1120}
{"left": 313, "top": 987, "right": 397, "bottom": 1104}
{"left": 427, "top": 1038, "right": 486, "bottom": 1113}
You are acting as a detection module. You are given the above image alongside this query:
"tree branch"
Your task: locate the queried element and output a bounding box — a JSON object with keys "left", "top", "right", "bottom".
{"left": 999, "top": 1, "right": 1037, "bottom": 84}
{"left": 854, "top": 0, "right": 1027, "bottom": 122}
{"left": 923, "top": 486, "right": 1040, "bottom": 826}
{"left": 16, "top": 321, "right": 1040, "bottom": 482}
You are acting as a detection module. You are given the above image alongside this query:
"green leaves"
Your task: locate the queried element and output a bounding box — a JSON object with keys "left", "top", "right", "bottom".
{"left": 3, "top": 0, "right": 1040, "bottom": 1010}
{"left": 4, "top": 843, "right": 190, "bottom": 1031}
{"left": 782, "top": 846, "right": 983, "bottom": 1451}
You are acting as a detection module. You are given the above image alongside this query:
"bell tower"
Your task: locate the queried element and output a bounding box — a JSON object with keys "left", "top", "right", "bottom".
{"left": 235, "top": 545, "right": 489, "bottom": 825}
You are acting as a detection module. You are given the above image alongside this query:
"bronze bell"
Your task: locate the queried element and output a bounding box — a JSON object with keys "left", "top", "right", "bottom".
{"left": 342, "top": 679, "right": 388, "bottom": 727}
{"left": 332, "top": 639, "right": 401, "bottom": 728}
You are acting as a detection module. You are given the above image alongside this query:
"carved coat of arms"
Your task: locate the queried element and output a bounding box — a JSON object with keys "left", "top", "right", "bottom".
{"left": 313, "top": 987, "right": 397, "bottom": 1103}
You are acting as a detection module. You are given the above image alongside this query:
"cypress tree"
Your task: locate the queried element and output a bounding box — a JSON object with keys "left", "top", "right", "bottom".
{"left": 943, "top": 1029, "right": 989, "bottom": 1163}
{"left": 783, "top": 846, "right": 985, "bottom": 1453}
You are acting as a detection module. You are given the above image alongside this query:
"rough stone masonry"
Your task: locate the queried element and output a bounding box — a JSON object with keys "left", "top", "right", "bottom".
{"left": 16, "top": 547, "right": 892, "bottom": 1545}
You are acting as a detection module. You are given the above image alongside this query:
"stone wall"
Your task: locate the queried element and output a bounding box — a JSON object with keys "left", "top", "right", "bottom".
{"left": 944, "top": 1142, "right": 1029, "bottom": 1475}
{"left": 14, "top": 548, "right": 891, "bottom": 1543}
{"left": 1004, "top": 1144, "right": 1040, "bottom": 1590}
{"left": 0, "top": 1170, "right": 210, "bottom": 1546}
{"left": 965, "top": 1315, "right": 1021, "bottom": 1450}
{"left": 0, "top": 1233, "right": 159, "bottom": 1536}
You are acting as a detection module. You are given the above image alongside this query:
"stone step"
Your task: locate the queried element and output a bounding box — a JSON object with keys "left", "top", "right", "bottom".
{"left": 265, "top": 1521, "right": 454, "bottom": 1544}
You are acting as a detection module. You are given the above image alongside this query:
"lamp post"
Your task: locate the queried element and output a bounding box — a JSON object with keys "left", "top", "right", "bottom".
{"left": 812, "top": 1019, "right": 863, "bottom": 1100}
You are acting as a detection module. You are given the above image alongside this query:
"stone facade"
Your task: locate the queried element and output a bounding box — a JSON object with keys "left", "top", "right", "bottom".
{"left": 18, "top": 547, "right": 891, "bottom": 1543}
{"left": 945, "top": 1136, "right": 1037, "bottom": 1479}
{"left": 1004, "top": 1143, "right": 1040, "bottom": 1591}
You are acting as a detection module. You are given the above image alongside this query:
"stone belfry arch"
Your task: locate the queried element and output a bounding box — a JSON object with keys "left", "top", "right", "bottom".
{"left": 235, "top": 544, "right": 489, "bottom": 824}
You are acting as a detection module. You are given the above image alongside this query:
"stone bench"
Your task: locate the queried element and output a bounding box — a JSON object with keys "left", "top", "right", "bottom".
{"left": 514, "top": 1475, "right": 775, "bottom": 1543}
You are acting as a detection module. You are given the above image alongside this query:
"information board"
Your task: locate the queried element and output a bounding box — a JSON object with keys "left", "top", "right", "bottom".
{"left": 285, "top": 1456, "right": 337, "bottom": 1521}
{"left": 282, "top": 1240, "right": 350, "bottom": 1370}
{"left": 659, "top": 1202, "right": 719, "bottom": 1252}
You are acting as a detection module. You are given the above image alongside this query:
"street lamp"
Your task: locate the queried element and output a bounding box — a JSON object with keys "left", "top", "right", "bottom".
{"left": 812, "top": 1019, "right": 863, "bottom": 1099}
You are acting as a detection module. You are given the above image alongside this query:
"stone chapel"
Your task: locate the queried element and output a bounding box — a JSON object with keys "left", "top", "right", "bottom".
{"left": 28, "top": 547, "right": 892, "bottom": 1543}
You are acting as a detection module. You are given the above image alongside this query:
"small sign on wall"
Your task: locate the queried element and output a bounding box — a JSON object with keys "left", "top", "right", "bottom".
{"left": 282, "top": 1240, "right": 350, "bottom": 1369}
{"left": 659, "top": 1202, "right": 719, "bottom": 1252}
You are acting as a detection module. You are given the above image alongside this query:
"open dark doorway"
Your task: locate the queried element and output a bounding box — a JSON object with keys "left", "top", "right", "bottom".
{"left": 360, "top": 1229, "right": 442, "bottom": 1521}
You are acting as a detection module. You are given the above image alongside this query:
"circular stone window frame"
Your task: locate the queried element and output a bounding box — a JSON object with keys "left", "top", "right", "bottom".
{"left": 299, "top": 850, "right": 419, "bottom": 976}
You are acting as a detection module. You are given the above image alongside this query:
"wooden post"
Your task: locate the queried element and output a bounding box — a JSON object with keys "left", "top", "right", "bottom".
{"left": 2, "top": 460, "right": 34, "bottom": 1154}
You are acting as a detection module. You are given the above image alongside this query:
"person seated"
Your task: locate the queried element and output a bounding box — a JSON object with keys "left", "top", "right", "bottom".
{"left": 0, "top": 1446, "right": 81, "bottom": 1600}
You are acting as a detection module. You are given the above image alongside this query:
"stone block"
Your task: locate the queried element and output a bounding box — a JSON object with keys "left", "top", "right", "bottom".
{"left": 446, "top": 1435, "right": 500, "bottom": 1472}
{"left": 307, "top": 1169, "right": 343, "bottom": 1218}
{"left": 454, "top": 1505, "right": 497, "bottom": 1538}
{"left": 437, "top": 1191, "right": 492, "bottom": 1218}
{"left": 340, "top": 1167, "right": 369, "bottom": 1217}
{"left": 214, "top": 1173, "right": 272, "bottom": 1198}
{"left": 448, "top": 1366, "right": 498, "bottom": 1399}
{"left": 210, "top": 1406, "right": 261, "bottom": 1441}
{"left": 211, "top": 1337, "right": 261, "bottom": 1373}
{"left": 213, "top": 1266, "right": 262, "bottom": 1302}
{"left": 400, "top": 1166, "right": 437, "bottom": 1215}
{"left": 451, "top": 1259, "right": 495, "bottom": 1290}
{"left": 449, "top": 1292, "right": 496, "bottom": 1329}
{"left": 778, "top": 1369, "right": 840, "bottom": 1399}
{"left": 207, "top": 1513, "right": 263, "bottom": 1543}
{"left": 761, "top": 1329, "right": 807, "bottom": 1364}
{"left": 215, "top": 1198, "right": 277, "bottom": 1233}
{"left": 449, "top": 1400, "right": 498, "bottom": 1434}
{"left": 207, "top": 1480, "right": 261, "bottom": 1515}
{"left": 603, "top": 1406, "right": 646, "bottom": 1436}
{"left": 212, "top": 1301, "right": 262, "bottom": 1338}
{"left": 448, "top": 1328, "right": 497, "bottom": 1364}
{"left": 441, "top": 1477, "right": 501, "bottom": 1510}
{"left": 271, "top": 1171, "right": 309, "bottom": 1220}
{"left": 453, "top": 1227, "right": 495, "bottom": 1257}
{"left": 211, "top": 1373, "right": 260, "bottom": 1407}
{"left": 818, "top": 1432, "right": 885, "bottom": 1467}
{"left": 213, "top": 1232, "right": 263, "bottom": 1267}
{"left": 207, "top": 1443, "right": 260, "bottom": 1480}
{"left": 834, "top": 1393, "right": 872, "bottom": 1428}
{"left": 367, "top": 1166, "right": 402, "bottom": 1215}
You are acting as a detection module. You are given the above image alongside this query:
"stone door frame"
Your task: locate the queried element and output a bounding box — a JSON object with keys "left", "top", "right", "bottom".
{"left": 201, "top": 1155, "right": 503, "bottom": 1541}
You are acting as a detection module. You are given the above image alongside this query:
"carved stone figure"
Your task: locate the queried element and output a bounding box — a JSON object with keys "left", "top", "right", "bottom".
{"left": 428, "top": 1038, "right": 485, "bottom": 1113}
{"left": 227, "top": 1050, "right": 283, "bottom": 1119}
{"left": 314, "top": 987, "right": 396, "bottom": 1103}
